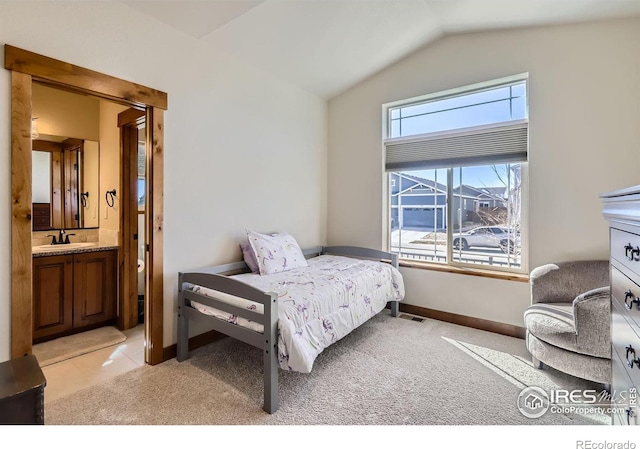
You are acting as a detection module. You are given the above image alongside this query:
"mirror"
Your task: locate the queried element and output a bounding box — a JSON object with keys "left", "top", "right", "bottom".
{"left": 32, "top": 136, "right": 100, "bottom": 230}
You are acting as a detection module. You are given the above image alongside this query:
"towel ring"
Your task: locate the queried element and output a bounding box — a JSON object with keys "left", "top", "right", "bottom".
{"left": 105, "top": 189, "right": 116, "bottom": 208}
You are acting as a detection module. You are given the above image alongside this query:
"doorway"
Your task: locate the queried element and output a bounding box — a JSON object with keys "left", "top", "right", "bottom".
{"left": 6, "top": 45, "right": 167, "bottom": 365}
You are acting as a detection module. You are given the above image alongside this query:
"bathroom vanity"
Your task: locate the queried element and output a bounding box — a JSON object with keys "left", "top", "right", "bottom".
{"left": 32, "top": 244, "right": 118, "bottom": 343}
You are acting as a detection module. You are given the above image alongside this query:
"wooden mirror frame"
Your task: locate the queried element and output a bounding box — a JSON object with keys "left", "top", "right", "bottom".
{"left": 5, "top": 45, "right": 167, "bottom": 365}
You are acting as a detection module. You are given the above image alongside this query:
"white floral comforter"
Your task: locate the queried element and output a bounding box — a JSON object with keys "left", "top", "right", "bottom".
{"left": 189, "top": 254, "right": 405, "bottom": 373}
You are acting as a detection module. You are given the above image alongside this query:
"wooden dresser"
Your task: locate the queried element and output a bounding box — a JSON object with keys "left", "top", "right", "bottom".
{"left": 601, "top": 186, "right": 640, "bottom": 426}
{"left": 0, "top": 355, "right": 46, "bottom": 424}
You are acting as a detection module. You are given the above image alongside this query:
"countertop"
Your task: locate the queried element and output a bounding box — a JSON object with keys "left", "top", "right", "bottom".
{"left": 32, "top": 243, "right": 119, "bottom": 258}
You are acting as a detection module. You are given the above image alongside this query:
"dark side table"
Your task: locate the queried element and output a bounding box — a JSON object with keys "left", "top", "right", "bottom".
{"left": 0, "top": 355, "right": 46, "bottom": 424}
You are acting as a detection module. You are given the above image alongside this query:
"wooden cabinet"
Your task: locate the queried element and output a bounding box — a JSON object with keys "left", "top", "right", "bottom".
{"left": 602, "top": 186, "right": 640, "bottom": 426}
{"left": 32, "top": 203, "right": 52, "bottom": 231}
{"left": 33, "top": 249, "right": 117, "bottom": 343}
{"left": 73, "top": 250, "right": 116, "bottom": 329}
{"left": 33, "top": 254, "right": 73, "bottom": 340}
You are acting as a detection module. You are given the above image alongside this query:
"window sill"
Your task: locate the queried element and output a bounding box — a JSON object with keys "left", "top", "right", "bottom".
{"left": 398, "top": 260, "right": 530, "bottom": 283}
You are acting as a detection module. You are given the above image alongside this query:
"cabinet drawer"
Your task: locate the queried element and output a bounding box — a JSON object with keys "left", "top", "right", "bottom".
{"left": 611, "top": 265, "right": 640, "bottom": 330}
{"left": 611, "top": 227, "right": 640, "bottom": 275}
{"left": 612, "top": 350, "right": 639, "bottom": 425}
{"left": 612, "top": 301, "right": 640, "bottom": 388}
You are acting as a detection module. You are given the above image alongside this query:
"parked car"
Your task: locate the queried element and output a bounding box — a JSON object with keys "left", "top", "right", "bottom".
{"left": 452, "top": 226, "right": 520, "bottom": 254}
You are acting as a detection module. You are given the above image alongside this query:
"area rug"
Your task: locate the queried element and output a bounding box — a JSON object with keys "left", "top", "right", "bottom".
{"left": 33, "top": 326, "right": 127, "bottom": 367}
{"left": 45, "top": 314, "right": 604, "bottom": 425}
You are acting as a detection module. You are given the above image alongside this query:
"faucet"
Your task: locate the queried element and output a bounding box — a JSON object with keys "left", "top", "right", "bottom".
{"left": 45, "top": 229, "right": 75, "bottom": 245}
{"left": 60, "top": 229, "right": 76, "bottom": 244}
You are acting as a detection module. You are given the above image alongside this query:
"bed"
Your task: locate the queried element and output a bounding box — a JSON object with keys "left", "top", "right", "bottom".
{"left": 177, "top": 245, "right": 404, "bottom": 413}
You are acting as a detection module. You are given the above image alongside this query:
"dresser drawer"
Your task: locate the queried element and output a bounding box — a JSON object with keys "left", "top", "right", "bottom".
{"left": 611, "top": 265, "right": 640, "bottom": 330}
{"left": 612, "top": 350, "right": 639, "bottom": 425}
{"left": 612, "top": 301, "right": 640, "bottom": 388}
{"left": 611, "top": 227, "right": 640, "bottom": 275}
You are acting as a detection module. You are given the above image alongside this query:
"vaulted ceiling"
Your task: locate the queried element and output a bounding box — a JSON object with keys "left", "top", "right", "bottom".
{"left": 122, "top": 0, "right": 640, "bottom": 98}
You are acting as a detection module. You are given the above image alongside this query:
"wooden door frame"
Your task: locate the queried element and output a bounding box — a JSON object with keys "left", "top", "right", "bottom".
{"left": 5, "top": 45, "right": 167, "bottom": 365}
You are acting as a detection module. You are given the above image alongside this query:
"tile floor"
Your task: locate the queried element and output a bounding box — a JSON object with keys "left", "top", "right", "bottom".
{"left": 41, "top": 324, "right": 146, "bottom": 404}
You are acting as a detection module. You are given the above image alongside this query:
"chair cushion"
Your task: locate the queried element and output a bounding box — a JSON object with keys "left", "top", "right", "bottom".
{"left": 524, "top": 302, "right": 579, "bottom": 354}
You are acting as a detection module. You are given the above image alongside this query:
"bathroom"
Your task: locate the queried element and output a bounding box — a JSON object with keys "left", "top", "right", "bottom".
{"left": 31, "top": 82, "right": 147, "bottom": 353}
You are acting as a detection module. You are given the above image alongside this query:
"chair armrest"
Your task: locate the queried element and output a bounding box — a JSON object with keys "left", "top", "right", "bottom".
{"left": 530, "top": 260, "right": 609, "bottom": 304}
{"left": 573, "top": 286, "right": 611, "bottom": 358}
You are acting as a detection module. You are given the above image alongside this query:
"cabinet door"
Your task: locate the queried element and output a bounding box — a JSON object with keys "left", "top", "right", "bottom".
{"left": 73, "top": 250, "right": 116, "bottom": 329}
{"left": 33, "top": 255, "right": 73, "bottom": 341}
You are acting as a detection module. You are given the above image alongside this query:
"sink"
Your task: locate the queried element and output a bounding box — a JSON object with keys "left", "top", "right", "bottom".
{"left": 32, "top": 242, "right": 97, "bottom": 252}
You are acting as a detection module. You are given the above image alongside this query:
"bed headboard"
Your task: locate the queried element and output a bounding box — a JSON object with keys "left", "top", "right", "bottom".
{"left": 302, "top": 246, "right": 323, "bottom": 259}
{"left": 178, "top": 245, "right": 397, "bottom": 279}
{"left": 321, "top": 246, "right": 398, "bottom": 268}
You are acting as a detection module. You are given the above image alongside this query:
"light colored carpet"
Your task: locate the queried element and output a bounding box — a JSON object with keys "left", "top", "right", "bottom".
{"left": 45, "top": 314, "right": 606, "bottom": 425}
{"left": 34, "top": 326, "right": 127, "bottom": 367}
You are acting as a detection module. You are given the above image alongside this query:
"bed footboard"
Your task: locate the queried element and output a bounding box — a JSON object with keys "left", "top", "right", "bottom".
{"left": 177, "top": 271, "right": 280, "bottom": 414}
{"left": 176, "top": 245, "right": 400, "bottom": 414}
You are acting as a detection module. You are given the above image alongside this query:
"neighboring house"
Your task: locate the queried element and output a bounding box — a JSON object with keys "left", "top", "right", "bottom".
{"left": 390, "top": 173, "right": 447, "bottom": 229}
{"left": 390, "top": 172, "right": 507, "bottom": 230}
{"left": 451, "top": 185, "right": 507, "bottom": 226}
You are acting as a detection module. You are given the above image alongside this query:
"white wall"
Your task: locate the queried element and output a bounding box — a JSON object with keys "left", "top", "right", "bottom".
{"left": 82, "top": 140, "right": 99, "bottom": 228}
{"left": 0, "top": 1, "right": 327, "bottom": 360}
{"left": 98, "top": 100, "right": 128, "bottom": 233}
{"left": 32, "top": 83, "right": 100, "bottom": 141}
{"left": 328, "top": 19, "right": 640, "bottom": 327}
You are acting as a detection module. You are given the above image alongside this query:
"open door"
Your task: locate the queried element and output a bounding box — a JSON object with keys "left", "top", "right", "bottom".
{"left": 118, "top": 108, "right": 145, "bottom": 333}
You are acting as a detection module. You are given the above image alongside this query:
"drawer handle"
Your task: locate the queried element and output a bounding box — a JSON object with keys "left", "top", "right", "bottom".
{"left": 625, "top": 243, "right": 640, "bottom": 261}
{"left": 624, "top": 290, "right": 640, "bottom": 310}
{"left": 627, "top": 408, "right": 636, "bottom": 425}
{"left": 626, "top": 345, "right": 640, "bottom": 369}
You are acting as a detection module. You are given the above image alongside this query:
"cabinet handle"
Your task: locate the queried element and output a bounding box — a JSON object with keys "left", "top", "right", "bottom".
{"left": 626, "top": 344, "right": 640, "bottom": 369}
{"left": 625, "top": 243, "right": 640, "bottom": 261}
{"left": 627, "top": 408, "right": 636, "bottom": 425}
{"left": 624, "top": 290, "right": 640, "bottom": 310}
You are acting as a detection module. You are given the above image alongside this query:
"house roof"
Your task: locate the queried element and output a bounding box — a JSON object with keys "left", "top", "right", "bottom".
{"left": 395, "top": 172, "right": 447, "bottom": 194}
{"left": 122, "top": 1, "right": 640, "bottom": 98}
{"left": 482, "top": 187, "right": 508, "bottom": 198}
{"left": 394, "top": 175, "right": 508, "bottom": 201}
{"left": 452, "top": 185, "right": 508, "bottom": 202}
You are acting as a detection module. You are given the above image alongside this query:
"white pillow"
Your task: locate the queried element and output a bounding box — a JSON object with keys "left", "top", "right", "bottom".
{"left": 239, "top": 242, "right": 259, "bottom": 273}
{"left": 246, "top": 230, "right": 308, "bottom": 275}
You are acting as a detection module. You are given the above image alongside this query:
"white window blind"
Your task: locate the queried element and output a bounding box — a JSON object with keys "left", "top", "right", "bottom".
{"left": 384, "top": 119, "right": 528, "bottom": 171}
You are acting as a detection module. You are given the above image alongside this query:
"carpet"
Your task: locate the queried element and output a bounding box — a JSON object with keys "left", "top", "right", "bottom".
{"left": 45, "top": 314, "right": 607, "bottom": 425}
{"left": 33, "top": 326, "right": 127, "bottom": 367}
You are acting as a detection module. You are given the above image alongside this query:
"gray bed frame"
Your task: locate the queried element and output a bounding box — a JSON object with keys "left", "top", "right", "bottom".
{"left": 177, "top": 245, "right": 399, "bottom": 414}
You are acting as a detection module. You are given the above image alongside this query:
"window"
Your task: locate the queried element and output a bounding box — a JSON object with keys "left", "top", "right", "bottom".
{"left": 385, "top": 76, "right": 527, "bottom": 273}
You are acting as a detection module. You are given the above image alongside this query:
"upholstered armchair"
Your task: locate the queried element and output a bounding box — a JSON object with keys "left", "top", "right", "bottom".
{"left": 524, "top": 260, "right": 611, "bottom": 386}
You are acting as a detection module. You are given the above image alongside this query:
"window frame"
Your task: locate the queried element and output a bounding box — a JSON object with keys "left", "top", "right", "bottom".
{"left": 384, "top": 73, "right": 528, "bottom": 140}
{"left": 382, "top": 75, "right": 528, "bottom": 275}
